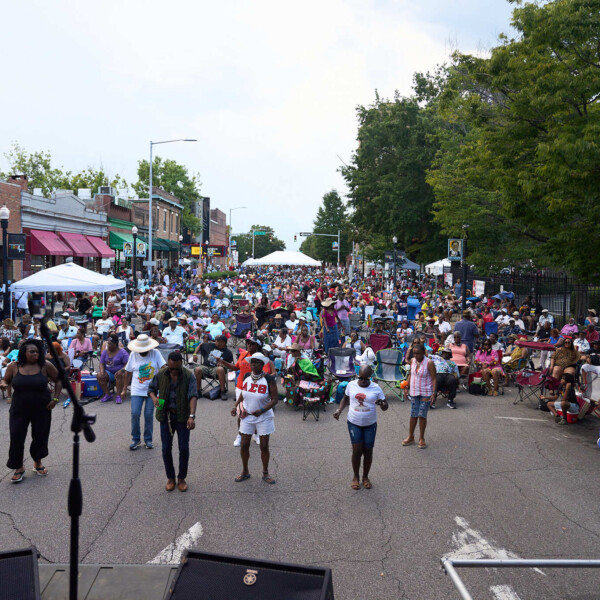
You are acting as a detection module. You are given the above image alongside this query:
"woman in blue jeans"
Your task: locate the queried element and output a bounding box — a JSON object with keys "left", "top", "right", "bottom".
{"left": 124, "top": 335, "right": 166, "bottom": 450}
{"left": 320, "top": 298, "right": 341, "bottom": 353}
{"left": 334, "top": 365, "right": 388, "bottom": 490}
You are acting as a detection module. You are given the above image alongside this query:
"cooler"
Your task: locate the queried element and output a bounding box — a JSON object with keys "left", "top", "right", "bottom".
{"left": 81, "top": 375, "right": 102, "bottom": 398}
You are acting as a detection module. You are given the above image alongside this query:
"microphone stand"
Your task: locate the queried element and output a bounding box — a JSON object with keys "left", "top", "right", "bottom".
{"left": 40, "top": 312, "right": 96, "bottom": 600}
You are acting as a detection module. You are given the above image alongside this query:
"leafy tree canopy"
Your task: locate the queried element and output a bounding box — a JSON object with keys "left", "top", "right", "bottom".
{"left": 232, "top": 225, "right": 285, "bottom": 262}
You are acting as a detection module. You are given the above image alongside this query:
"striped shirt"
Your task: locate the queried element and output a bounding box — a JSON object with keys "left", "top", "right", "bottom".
{"left": 409, "top": 356, "right": 434, "bottom": 396}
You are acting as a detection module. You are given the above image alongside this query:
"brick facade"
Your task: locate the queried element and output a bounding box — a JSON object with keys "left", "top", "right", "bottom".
{"left": 0, "top": 176, "right": 25, "bottom": 281}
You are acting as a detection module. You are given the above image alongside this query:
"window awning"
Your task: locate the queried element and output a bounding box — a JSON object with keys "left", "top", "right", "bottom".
{"left": 28, "top": 229, "right": 72, "bottom": 256}
{"left": 159, "top": 238, "right": 180, "bottom": 252}
{"left": 151, "top": 238, "right": 170, "bottom": 251}
{"left": 109, "top": 231, "right": 134, "bottom": 249}
{"left": 86, "top": 236, "right": 115, "bottom": 259}
{"left": 59, "top": 232, "right": 98, "bottom": 258}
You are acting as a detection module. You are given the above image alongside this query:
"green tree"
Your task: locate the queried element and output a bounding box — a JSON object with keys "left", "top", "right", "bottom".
{"left": 300, "top": 190, "right": 351, "bottom": 263}
{"left": 1, "top": 142, "right": 126, "bottom": 197}
{"left": 429, "top": 0, "right": 600, "bottom": 279}
{"left": 232, "top": 225, "right": 285, "bottom": 261}
{"left": 340, "top": 92, "right": 446, "bottom": 264}
{"left": 134, "top": 157, "right": 202, "bottom": 236}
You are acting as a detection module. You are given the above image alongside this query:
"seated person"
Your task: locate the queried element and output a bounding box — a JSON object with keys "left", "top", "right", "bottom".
{"left": 574, "top": 330, "right": 590, "bottom": 354}
{"left": 540, "top": 373, "right": 577, "bottom": 425}
{"left": 502, "top": 335, "right": 528, "bottom": 370}
{"left": 488, "top": 332, "right": 503, "bottom": 352}
{"left": 69, "top": 328, "right": 93, "bottom": 363}
{"left": 474, "top": 339, "right": 504, "bottom": 396}
{"left": 162, "top": 317, "right": 188, "bottom": 348}
{"left": 272, "top": 327, "right": 292, "bottom": 360}
{"left": 430, "top": 347, "right": 459, "bottom": 409}
{"left": 267, "top": 314, "right": 284, "bottom": 334}
{"left": 549, "top": 337, "right": 580, "bottom": 380}
{"left": 205, "top": 313, "right": 227, "bottom": 340}
{"left": 192, "top": 335, "right": 232, "bottom": 399}
{"left": 343, "top": 331, "right": 366, "bottom": 361}
{"left": 581, "top": 340, "right": 600, "bottom": 386}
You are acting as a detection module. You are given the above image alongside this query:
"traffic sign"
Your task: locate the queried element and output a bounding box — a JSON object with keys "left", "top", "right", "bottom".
{"left": 299, "top": 232, "right": 312, "bottom": 236}
{"left": 143, "top": 260, "right": 156, "bottom": 266}
{"left": 253, "top": 231, "right": 267, "bottom": 235}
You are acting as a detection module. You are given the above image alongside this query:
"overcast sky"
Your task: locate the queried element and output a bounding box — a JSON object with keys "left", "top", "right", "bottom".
{"left": 0, "top": 0, "right": 514, "bottom": 248}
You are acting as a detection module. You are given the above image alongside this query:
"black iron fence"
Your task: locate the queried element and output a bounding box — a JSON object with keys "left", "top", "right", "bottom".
{"left": 443, "top": 267, "right": 600, "bottom": 328}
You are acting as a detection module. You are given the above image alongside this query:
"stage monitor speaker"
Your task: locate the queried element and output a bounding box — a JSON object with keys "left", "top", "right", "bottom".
{"left": 0, "top": 547, "right": 41, "bottom": 600}
{"left": 166, "top": 550, "right": 334, "bottom": 600}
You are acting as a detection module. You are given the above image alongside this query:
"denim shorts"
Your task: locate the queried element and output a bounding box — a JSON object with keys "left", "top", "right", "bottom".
{"left": 347, "top": 421, "right": 377, "bottom": 448}
{"left": 410, "top": 395, "right": 431, "bottom": 419}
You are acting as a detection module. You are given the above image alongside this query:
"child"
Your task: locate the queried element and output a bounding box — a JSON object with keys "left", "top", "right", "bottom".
{"left": 541, "top": 373, "right": 577, "bottom": 425}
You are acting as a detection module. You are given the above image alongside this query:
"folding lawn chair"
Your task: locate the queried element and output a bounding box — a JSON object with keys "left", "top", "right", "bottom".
{"left": 293, "top": 359, "right": 330, "bottom": 422}
{"left": 514, "top": 368, "right": 559, "bottom": 406}
{"left": 348, "top": 312, "right": 363, "bottom": 332}
{"left": 369, "top": 333, "right": 391, "bottom": 354}
{"left": 196, "top": 342, "right": 221, "bottom": 396}
{"left": 326, "top": 348, "right": 356, "bottom": 400}
{"left": 374, "top": 349, "right": 406, "bottom": 401}
{"left": 230, "top": 314, "right": 253, "bottom": 348}
{"left": 484, "top": 321, "right": 499, "bottom": 337}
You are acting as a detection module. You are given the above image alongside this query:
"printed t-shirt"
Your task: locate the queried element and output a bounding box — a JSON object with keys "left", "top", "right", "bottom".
{"left": 234, "top": 350, "right": 270, "bottom": 389}
{"left": 100, "top": 348, "right": 130, "bottom": 374}
{"left": 125, "top": 349, "right": 166, "bottom": 396}
{"left": 345, "top": 379, "right": 385, "bottom": 427}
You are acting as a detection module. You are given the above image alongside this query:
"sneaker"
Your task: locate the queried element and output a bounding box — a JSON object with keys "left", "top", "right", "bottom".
{"left": 233, "top": 434, "right": 242, "bottom": 447}
{"left": 145, "top": 442, "right": 153, "bottom": 449}
{"left": 129, "top": 441, "right": 141, "bottom": 451}
{"left": 430, "top": 403, "right": 436, "bottom": 410}
{"left": 447, "top": 400, "right": 457, "bottom": 409}
{"left": 557, "top": 418, "right": 568, "bottom": 425}
{"left": 115, "top": 395, "right": 122, "bottom": 404}
{"left": 253, "top": 434, "right": 260, "bottom": 445}
{"left": 100, "top": 393, "right": 112, "bottom": 403}
{"left": 220, "top": 390, "right": 228, "bottom": 401}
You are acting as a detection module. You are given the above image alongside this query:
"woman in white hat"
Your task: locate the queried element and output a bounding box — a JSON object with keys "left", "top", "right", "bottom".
{"left": 124, "top": 335, "right": 166, "bottom": 451}
{"left": 320, "top": 298, "right": 342, "bottom": 353}
{"left": 230, "top": 352, "right": 278, "bottom": 484}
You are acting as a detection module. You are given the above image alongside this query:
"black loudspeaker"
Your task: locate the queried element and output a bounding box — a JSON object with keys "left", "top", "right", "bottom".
{"left": 166, "top": 550, "right": 334, "bottom": 600}
{"left": 0, "top": 547, "right": 41, "bottom": 600}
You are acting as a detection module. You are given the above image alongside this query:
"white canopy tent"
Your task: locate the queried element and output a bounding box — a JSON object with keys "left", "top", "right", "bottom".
{"left": 425, "top": 258, "right": 452, "bottom": 276}
{"left": 10, "top": 262, "right": 126, "bottom": 293}
{"left": 241, "top": 257, "right": 258, "bottom": 267}
{"left": 250, "top": 251, "right": 321, "bottom": 267}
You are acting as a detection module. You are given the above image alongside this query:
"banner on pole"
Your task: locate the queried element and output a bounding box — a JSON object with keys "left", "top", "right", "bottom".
{"left": 444, "top": 272, "right": 453, "bottom": 286}
{"left": 448, "top": 239, "right": 463, "bottom": 261}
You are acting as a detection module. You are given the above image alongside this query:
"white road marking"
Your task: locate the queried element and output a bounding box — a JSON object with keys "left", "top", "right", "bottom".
{"left": 490, "top": 584, "right": 523, "bottom": 600}
{"left": 444, "top": 517, "right": 546, "bottom": 576}
{"left": 147, "top": 522, "right": 203, "bottom": 565}
{"left": 494, "top": 416, "right": 546, "bottom": 422}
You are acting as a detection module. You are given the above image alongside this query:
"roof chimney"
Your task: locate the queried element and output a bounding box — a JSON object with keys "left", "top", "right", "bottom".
{"left": 8, "top": 175, "right": 28, "bottom": 193}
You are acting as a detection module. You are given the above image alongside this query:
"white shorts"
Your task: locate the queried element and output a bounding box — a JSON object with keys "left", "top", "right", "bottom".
{"left": 239, "top": 416, "right": 275, "bottom": 437}
{"left": 582, "top": 364, "right": 600, "bottom": 375}
{"left": 235, "top": 387, "right": 242, "bottom": 400}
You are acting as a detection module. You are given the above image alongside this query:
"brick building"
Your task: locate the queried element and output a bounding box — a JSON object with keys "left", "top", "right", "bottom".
{"left": 209, "top": 208, "right": 227, "bottom": 269}
{"left": 0, "top": 176, "right": 25, "bottom": 282}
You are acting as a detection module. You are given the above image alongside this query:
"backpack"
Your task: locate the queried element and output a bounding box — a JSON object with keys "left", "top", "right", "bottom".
{"left": 468, "top": 383, "right": 488, "bottom": 396}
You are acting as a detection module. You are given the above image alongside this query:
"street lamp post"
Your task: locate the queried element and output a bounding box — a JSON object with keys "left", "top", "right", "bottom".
{"left": 148, "top": 138, "right": 196, "bottom": 283}
{"left": 178, "top": 234, "right": 183, "bottom": 277}
{"left": 0, "top": 206, "right": 9, "bottom": 320}
{"left": 392, "top": 235, "right": 398, "bottom": 292}
{"left": 131, "top": 225, "right": 138, "bottom": 300}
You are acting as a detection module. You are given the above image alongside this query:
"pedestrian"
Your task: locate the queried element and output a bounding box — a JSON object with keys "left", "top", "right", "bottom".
{"left": 320, "top": 298, "right": 341, "bottom": 353}
{"left": 453, "top": 310, "right": 479, "bottom": 352}
{"left": 148, "top": 352, "right": 198, "bottom": 491}
{"left": 230, "top": 352, "right": 278, "bottom": 484}
{"left": 333, "top": 365, "right": 388, "bottom": 490}
{"left": 1, "top": 339, "right": 62, "bottom": 483}
{"left": 402, "top": 344, "right": 437, "bottom": 449}
{"left": 124, "top": 334, "right": 166, "bottom": 450}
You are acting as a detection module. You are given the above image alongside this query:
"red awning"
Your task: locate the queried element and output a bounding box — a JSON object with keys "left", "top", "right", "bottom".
{"left": 86, "top": 236, "right": 115, "bottom": 259}
{"left": 58, "top": 232, "right": 98, "bottom": 258}
{"left": 28, "top": 229, "right": 72, "bottom": 256}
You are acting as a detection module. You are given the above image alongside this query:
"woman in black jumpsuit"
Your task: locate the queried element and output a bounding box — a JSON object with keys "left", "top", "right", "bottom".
{"left": 1, "top": 339, "right": 62, "bottom": 483}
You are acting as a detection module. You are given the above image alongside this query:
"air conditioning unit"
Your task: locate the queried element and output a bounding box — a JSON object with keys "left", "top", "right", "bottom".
{"left": 98, "top": 186, "right": 116, "bottom": 196}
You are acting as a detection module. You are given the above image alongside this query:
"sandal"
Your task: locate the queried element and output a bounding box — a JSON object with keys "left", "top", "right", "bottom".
{"left": 33, "top": 466, "right": 48, "bottom": 476}
{"left": 262, "top": 472, "right": 276, "bottom": 485}
{"left": 11, "top": 469, "right": 25, "bottom": 483}
{"left": 418, "top": 441, "right": 427, "bottom": 449}
{"left": 235, "top": 473, "right": 251, "bottom": 483}
{"left": 351, "top": 479, "right": 361, "bottom": 490}
{"left": 402, "top": 439, "right": 415, "bottom": 446}
{"left": 362, "top": 478, "right": 372, "bottom": 489}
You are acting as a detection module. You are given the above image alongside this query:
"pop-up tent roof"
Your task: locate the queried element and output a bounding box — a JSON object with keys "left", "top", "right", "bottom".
{"left": 425, "top": 258, "right": 452, "bottom": 275}
{"left": 250, "top": 251, "right": 321, "bottom": 267}
{"left": 398, "top": 257, "right": 420, "bottom": 271}
{"left": 10, "top": 262, "right": 126, "bottom": 293}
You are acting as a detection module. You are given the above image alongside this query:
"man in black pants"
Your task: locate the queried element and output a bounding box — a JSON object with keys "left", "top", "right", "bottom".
{"left": 431, "top": 347, "right": 460, "bottom": 409}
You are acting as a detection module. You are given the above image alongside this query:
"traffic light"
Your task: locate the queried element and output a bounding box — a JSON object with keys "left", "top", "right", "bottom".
{"left": 294, "top": 234, "right": 297, "bottom": 242}
{"left": 269, "top": 234, "right": 273, "bottom": 242}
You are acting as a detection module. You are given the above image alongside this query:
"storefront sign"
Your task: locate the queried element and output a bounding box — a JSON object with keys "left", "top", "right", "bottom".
{"left": 7, "top": 234, "right": 26, "bottom": 260}
{"left": 201, "top": 245, "right": 227, "bottom": 257}
{"left": 191, "top": 245, "right": 200, "bottom": 256}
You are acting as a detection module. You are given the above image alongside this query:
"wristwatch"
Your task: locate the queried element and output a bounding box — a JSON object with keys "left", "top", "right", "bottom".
{"left": 189, "top": 414, "right": 196, "bottom": 420}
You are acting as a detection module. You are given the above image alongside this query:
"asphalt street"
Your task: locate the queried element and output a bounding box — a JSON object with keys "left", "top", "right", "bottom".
{"left": 0, "top": 383, "right": 599, "bottom": 600}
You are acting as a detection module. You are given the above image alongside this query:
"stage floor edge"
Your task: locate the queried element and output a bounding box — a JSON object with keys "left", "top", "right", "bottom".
{"left": 39, "top": 563, "right": 179, "bottom": 599}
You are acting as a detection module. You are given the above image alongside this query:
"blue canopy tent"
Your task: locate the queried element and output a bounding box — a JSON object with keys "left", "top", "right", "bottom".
{"left": 399, "top": 258, "right": 420, "bottom": 271}
{"left": 492, "top": 291, "right": 515, "bottom": 301}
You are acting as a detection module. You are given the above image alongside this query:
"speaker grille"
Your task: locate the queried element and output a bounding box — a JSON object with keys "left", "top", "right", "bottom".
{"left": 0, "top": 548, "right": 40, "bottom": 600}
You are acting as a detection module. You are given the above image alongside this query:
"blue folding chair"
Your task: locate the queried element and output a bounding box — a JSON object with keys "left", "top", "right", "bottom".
{"left": 484, "top": 321, "right": 499, "bottom": 337}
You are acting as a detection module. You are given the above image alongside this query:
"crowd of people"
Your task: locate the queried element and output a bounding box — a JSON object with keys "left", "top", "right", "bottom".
{"left": 1, "top": 265, "right": 599, "bottom": 490}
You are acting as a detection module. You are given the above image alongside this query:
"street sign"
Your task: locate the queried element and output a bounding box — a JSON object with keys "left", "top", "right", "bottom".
{"left": 253, "top": 231, "right": 267, "bottom": 235}
{"left": 143, "top": 260, "right": 156, "bottom": 266}
{"left": 299, "top": 232, "right": 312, "bottom": 236}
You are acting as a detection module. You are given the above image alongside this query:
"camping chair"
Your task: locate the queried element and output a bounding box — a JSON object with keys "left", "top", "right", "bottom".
{"left": 293, "top": 359, "right": 330, "bottom": 421}
{"left": 348, "top": 312, "right": 363, "bottom": 332}
{"left": 374, "top": 349, "right": 406, "bottom": 401}
{"left": 231, "top": 314, "right": 253, "bottom": 348}
{"left": 195, "top": 342, "right": 221, "bottom": 396}
{"left": 484, "top": 321, "right": 499, "bottom": 337}
{"left": 326, "top": 348, "right": 356, "bottom": 400}
{"left": 514, "top": 368, "right": 559, "bottom": 406}
{"left": 369, "top": 333, "right": 391, "bottom": 354}
{"left": 579, "top": 371, "right": 600, "bottom": 419}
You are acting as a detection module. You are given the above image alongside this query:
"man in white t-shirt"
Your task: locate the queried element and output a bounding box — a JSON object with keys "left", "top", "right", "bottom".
{"left": 333, "top": 365, "right": 388, "bottom": 490}
{"left": 162, "top": 317, "right": 187, "bottom": 348}
{"left": 92, "top": 311, "right": 114, "bottom": 351}
{"left": 124, "top": 334, "right": 166, "bottom": 450}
